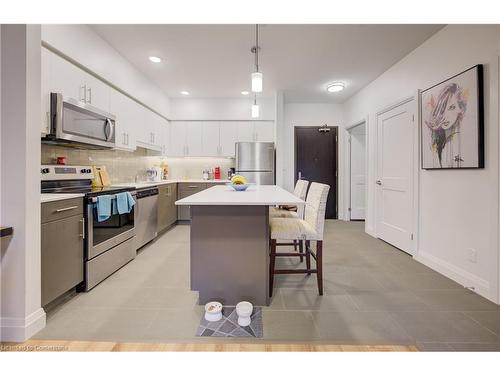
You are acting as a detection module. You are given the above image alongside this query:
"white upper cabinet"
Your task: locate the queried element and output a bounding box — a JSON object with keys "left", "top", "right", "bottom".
{"left": 236, "top": 122, "right": 255, "bottom": 142}
{"left": 84, "top": 73, "right": 110, "bottom": 112}
{"left": 41, "top": 47, "right": 51, "bottom": 135}
{"left": 109, "top": 88, "right": 136, "bottom": 151}
{"left": 254, "top": 121, "right": 274, "bottom": 142}
{"left": 201, "top": 122, "right": 221, "bottom": 157}
{"left": 45, "top": 48, "right": 110, "bottom": 111}
{"left": 169, "top": 122, "right": 187, "bottom": 157}
{"left": 186, "top": 122, "right": 203, "bottom": 157}
{"left": 50, "top": 51, "right": 86, "bottom": 102}
{"left": 219, "top": 122, "right": 238, "bottom": 157}
{"left": 161, "top": 120, "right": 169, "bottom": 156}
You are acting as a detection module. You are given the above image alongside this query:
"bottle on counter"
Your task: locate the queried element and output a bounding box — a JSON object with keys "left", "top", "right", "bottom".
{"left": 202, "top": 169, "right": 209, "bottom": 180}
{"left": 160, "top": 160, "right": 169, "bottom": 180}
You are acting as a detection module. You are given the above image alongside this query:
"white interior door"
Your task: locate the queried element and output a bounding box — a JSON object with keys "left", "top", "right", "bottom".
{"left": 376, "top": 100, "right": 414, "bottom": 254}
{"left": 349, "top": 123, "right": 366, "bottom": 220}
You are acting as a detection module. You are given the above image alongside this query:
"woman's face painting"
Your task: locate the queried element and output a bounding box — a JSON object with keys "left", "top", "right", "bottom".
{"left": 441, "top": 93, "right": 461, "bottom": 129}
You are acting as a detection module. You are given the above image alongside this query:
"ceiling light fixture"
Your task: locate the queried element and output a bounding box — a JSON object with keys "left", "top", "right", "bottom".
{"left": 251, "top": 25, "right": 263, "bottom": 93}
{"left": 149, "top": 56, "right": 161, "bottom": 63}
{"left": 327, "top": 82, "right": 345, "bottom": 93}
{"left": 241, "top": 91, "right": 250, "bottom": 95}
{"left": 180, "top": 91, "right": 190, "bottom": 96}
{"left": 251, "top": 94, "right": 260, "bottom": 118}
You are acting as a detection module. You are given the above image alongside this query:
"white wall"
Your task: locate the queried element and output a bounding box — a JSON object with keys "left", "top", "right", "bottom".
{"left": 169, "top": 97, "right": 276, "bottom": 121}
{"left": 280, "top": 102, "right": 345, "bottom": 217}
{"left": 41, "top": 25, "right": 170, "bottom": 118}
{"left": 0, "top": 25, "right": 45, "bottom": 341}
{"left": 343, "top": 25, "right": 500, "bottom": 302}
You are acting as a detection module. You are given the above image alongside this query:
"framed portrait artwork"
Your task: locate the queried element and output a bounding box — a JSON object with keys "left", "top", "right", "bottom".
{"left": 420, "top": 64, "right": 484, "bottom": 169}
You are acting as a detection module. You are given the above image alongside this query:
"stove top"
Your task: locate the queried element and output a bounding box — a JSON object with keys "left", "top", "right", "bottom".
{"left": 42, "top": 185, "right": 135, "bottom": 196}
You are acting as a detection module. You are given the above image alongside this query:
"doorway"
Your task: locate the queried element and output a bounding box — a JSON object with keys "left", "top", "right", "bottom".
{"left": 376, "top": 99, "right": 415, "bottom": 255}
{"left": 348, "top": 122, "right": 366, "bottom": 220}
{"left": 294, "top": 126, "right": 338, "bottom": 219}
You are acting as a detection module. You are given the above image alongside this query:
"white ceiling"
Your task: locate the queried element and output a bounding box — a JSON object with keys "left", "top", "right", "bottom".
{"left": 91, "top": 24, "right": 444, "bottom": 103}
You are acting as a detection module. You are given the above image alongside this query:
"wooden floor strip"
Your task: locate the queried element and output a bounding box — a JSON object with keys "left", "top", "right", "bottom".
{"left": 1, "top": 340, "right": 418, "bottom": 352}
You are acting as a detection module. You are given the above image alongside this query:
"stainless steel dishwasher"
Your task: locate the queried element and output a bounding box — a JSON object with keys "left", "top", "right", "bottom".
{"left": 134, "top": 186, "right": 159, "bottom": 250}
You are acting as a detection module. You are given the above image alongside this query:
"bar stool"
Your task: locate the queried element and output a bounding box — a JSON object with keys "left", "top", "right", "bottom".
{"left": 269, "top": 182, "right": 330, "bottom": 296}
{"left": 269, "top": 179, "right": 309, "bottom": 219}
{"left": 269, "top": 179, "right": 309, "bottom": 258}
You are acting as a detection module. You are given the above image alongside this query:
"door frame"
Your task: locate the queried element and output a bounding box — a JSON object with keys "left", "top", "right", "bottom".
{"left": 294, "top": 126, "right": 339, "bottom": 219}
{"left": 345, "top": 117, "right": 368, "bottom": 222}
{"left": 375, "top": 93, "right": 419, "bottom": 256}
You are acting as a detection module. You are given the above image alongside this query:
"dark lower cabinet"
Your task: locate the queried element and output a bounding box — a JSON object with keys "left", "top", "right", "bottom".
{"left": 157, "top": 183, "right": 178, "bottom": 233}
{"left": 41, "top": 199, "right": 84, "bottom": 307}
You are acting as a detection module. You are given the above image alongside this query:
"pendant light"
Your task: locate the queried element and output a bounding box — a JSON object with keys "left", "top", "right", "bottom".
{"left": 251, "top": 94, "right": 260, "bottom": 118}
{"left": 251, "top": 24, "right": 263, "bottom": 93}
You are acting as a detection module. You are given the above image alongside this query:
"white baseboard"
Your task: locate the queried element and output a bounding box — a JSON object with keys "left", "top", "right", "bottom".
{"left": 365, "top": 225, "right": 376, "bottom": 238}
{"left": 415, "top": 251, "right": 497, "bottom": 304}
{"left": 0, "top": 308, "right": 46, "bottom": 342}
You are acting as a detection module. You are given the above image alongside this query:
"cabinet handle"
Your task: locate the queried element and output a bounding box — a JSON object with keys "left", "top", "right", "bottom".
{"left": 80, "top": 218, "right": 85, "bottom": 239}
{"left": 87, "top": 87, "right": 92, "bottom": 104}
{"left": 80, "top": 85, "right": 87, "bottom": 102}
{"left": 55, "top": 206, "right": 79, "bottom": 213}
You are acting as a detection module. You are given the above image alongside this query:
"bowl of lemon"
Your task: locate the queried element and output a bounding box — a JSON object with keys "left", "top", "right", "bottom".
{"left": 227, "top": 175, "right": 252, "bottom": 191}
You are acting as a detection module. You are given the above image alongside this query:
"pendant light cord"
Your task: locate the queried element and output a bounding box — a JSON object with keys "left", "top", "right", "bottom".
{"left": 255, "top": 24, "right": 259, "bottom": 72}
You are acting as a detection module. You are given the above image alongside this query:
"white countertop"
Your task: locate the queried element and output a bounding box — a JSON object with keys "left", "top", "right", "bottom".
{"left": 117, "top": 179, "right": 230, "bottom": 189}
{"left": 176, "top": 185, "right": 305, "bottom": 206}
{"left": 41, "top": 193, "right": 85, "bottom": 203}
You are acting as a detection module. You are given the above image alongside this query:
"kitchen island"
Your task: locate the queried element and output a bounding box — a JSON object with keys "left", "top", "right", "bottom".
{"left": 176, "top": 185, "right": 305, "bottom": 306}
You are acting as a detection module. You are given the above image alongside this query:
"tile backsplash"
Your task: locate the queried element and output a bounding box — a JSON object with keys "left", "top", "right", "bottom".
{"left": 41, "top": 144, "right": 235, "bottom": 183}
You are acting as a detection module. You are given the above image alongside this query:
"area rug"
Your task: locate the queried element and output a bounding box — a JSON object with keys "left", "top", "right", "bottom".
{"left": 196, "top": 306, "right": 263, "bottom": 338}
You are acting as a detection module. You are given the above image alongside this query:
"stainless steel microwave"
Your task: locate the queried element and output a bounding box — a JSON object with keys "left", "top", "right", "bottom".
{"left": 45, "top": 93, "right": 116, "bottom": 148}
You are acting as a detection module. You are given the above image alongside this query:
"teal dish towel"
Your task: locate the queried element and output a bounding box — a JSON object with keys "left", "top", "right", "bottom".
{"left": 96, "top": 195, "right": 113, "bottom": 222}
{"left": 116, "top": 192, "right": 136, "bottom": 214}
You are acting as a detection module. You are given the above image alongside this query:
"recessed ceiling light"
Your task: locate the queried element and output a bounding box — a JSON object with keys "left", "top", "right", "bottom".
{"left": 148, "top": 56, "right": 161, "bottom": 63}
{"left": 327, "top": 82, "right": 345, "bottom": 93}
{"left": 241, "top": 91, "right": 249, "bottom": 95}
{"left": 180, "top": 91, "right": 190, "bottom": 96}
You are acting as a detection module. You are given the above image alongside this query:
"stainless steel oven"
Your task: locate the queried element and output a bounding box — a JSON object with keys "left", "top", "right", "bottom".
{"left": 84, "top": 192, "right": 137, "bottom": 290}
{"left": 45, "top": 93, "right": 116, "bottom": 148}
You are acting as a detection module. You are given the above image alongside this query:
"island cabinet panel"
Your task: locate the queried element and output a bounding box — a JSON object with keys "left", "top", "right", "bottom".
{"left": 177, "top": 183, "right": 207, "bottom": 221}
{"left": 190, "top": 205, "right": 270, "bottom": 306}
{"left": 157, "top": 184, "right": 178, "bottom": 232}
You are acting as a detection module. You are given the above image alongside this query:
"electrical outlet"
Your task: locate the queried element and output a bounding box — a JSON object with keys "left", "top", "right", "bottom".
{"left": 467, "top": 248, "right": 477, "bottom": 263}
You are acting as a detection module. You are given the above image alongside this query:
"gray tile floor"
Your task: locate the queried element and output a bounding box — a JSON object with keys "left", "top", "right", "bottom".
{"left": 35, "top": 221, "right": 500, "bottom": 350}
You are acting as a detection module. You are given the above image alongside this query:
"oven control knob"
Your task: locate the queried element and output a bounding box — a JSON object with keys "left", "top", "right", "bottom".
{"left": 87, "top": 168, "right": 92, "bottom": 173}
{"left": 41, "top": 168, "right": 50, "bottom": 174}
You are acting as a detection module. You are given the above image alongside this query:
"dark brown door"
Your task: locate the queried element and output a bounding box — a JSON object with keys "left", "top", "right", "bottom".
{"left": 295, "top": 126, "right": 338, "bottom": 219}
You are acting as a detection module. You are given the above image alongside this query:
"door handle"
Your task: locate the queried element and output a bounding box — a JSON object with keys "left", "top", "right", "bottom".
{"left": 376, "top": 180, "right": 382, "bottom": 185}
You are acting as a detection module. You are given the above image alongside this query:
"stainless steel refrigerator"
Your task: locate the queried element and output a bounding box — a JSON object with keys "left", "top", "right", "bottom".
{"left": 235, "top": 142, "right": 275, "bottom": 185}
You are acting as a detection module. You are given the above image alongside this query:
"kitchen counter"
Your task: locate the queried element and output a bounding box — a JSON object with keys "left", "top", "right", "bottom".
{"left": 41, "top": 193, "right": 85, "bottom": 203}
{"left": 180, "top": 185, "right": 305, "bottom": 306}
{"left": 176, "top": 185, "right": 305, "bottom": 206}
{"left": 117, "top": 179, "right": 230, "bottom": 189}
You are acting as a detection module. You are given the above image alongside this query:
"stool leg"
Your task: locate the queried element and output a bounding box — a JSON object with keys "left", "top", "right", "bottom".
{"left": 293, "top": 240, "right": 298, "bottom": 252}
{"left": 269, "top": 239, "right": 277, "bottom": 298}
{"left": 316, "top": 241, "right": 323, "bottom": 295}
{"left": 299, "top": 239, "right": 304, "bottom": 262}
{"left": 305, "top": 240, "right": 311, "bottom": 276}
